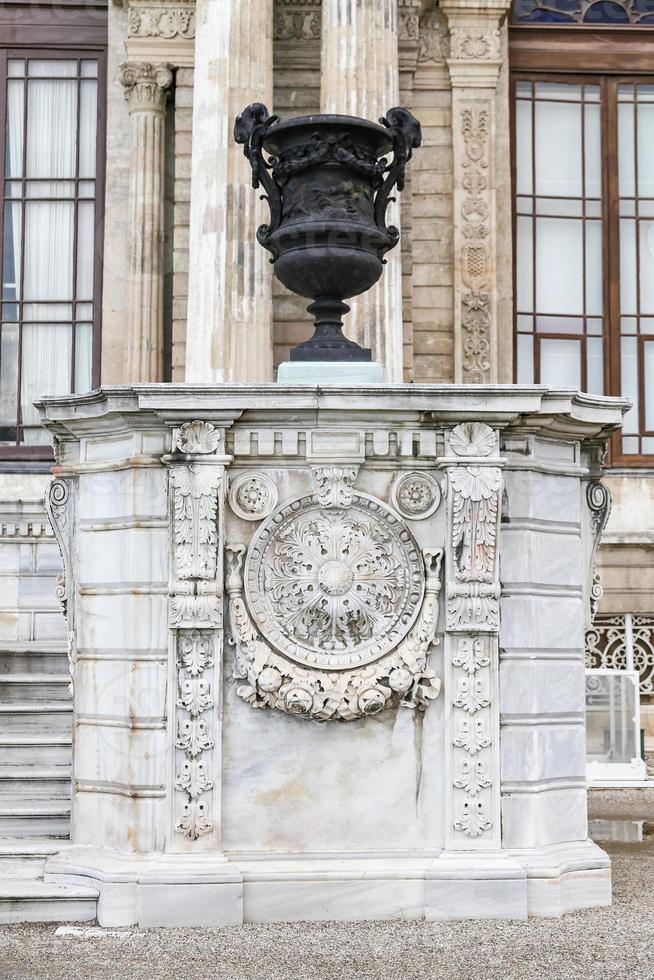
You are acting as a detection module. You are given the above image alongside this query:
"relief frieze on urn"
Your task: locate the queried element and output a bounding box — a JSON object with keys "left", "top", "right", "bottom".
{"left": 225, "top": 460, "right": 445, "bottom": 722}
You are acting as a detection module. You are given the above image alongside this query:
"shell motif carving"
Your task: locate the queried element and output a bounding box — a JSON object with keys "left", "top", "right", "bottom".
{"left": 226, "top": 492, "right": 444, "bottom": 722}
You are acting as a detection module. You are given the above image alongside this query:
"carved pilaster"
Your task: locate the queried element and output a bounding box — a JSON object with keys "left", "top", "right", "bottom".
{"left": 120, "top": 61, "right": 172, "bottom": 383}
{"left": 167, "top": 420, "right": 228, "bottom": 847}
{"left": 442, "top": 421, "right": 502, "bottom": 849}
{"left": 440, "top": 1, "right": 512, "bottom": 384}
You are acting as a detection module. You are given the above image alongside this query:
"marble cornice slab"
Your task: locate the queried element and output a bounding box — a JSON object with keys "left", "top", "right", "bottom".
{"left": 35, "top": 385, "right": 628, "bottom": 446}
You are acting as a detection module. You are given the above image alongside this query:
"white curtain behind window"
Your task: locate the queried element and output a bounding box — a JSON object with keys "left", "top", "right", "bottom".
{"left": 20, "top": 62, "right": 77, "bottom": 444}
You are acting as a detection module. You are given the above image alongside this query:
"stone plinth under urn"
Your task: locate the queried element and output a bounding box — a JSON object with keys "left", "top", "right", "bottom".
{"left": 36, "top": 384, "right": 624, "bottom": 926}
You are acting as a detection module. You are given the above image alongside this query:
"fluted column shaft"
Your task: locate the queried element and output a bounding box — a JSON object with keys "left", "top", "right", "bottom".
{"left": 185, "top": 0, "right": 274, "bottom": 383}
{"left": 321, "top": 0, "right": 403, "bottom": 382}
{"left": 120, "top": 63, "right": 172, "bottom": 382}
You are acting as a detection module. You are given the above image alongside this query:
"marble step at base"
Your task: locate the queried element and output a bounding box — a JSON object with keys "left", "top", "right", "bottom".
{"left": 0, "top": 702, "right": 72, "bottom": 735}
{"left": 0, "top": 879, "right": 97, "bottom": 924}
{"left": 0, "top": 645, "right": 70, "bottom": 674}
{"left": 0, "top": 766, "right": 72, "bottom": 801}
{"left": 0, "top": 734, "right": 72, "bottom": 767}
{"left": 0, "top": 801, "right": 71, "bottom": 838}
{"left": 0, "top": 838, "right": 65, "bottom": 879}
{"left": 0, "top": 674, "right": 72, "bottom": 702}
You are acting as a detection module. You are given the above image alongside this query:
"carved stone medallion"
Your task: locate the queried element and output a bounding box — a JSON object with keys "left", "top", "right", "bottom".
{"left": 245, "top": 494, "right": 425, "bottom": 669}
{"left": 228, "top": 472, "right": 278, "bottom": 522}
{"left": 392, "top": 471, "right": 442, "bottom": 521}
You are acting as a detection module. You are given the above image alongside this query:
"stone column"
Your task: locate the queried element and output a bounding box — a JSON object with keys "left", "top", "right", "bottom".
{"left": 120, "top": 62, "right": 172, "bottom": 382}
{"left": 320, "top": 0, "right": 404, "bottom": 382}
{"left": 185, "top": 0, "right": 274, "bottom": 384}
{"left": 440, "top": 1, "right": 512, "bottom": 384}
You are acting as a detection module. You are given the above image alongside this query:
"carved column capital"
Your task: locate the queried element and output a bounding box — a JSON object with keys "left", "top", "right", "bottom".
{"left": 120, "top": 61, "right": 173, "bottom": 113}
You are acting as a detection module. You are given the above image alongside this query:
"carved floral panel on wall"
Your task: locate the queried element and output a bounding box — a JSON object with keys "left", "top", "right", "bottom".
{"left": 226, "top": 466, "right": 444, "bottom": 722}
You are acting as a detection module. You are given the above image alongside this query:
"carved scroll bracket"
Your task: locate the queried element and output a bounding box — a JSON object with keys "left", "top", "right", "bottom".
{"left": 586, "top": 479, "right": 612, "bottom": 626}
{"left": 45, "top": 478, "right": 77, "bottom": 694}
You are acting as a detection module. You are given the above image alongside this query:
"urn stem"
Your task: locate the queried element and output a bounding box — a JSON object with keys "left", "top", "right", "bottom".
{"left": 290, "top": 298, "right": 372, "bottom": 362}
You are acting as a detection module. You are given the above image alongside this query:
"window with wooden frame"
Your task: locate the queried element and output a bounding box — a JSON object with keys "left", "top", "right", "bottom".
{"left": 0, "top": 3, "right": 106, "bottom": 459}
{"left": 510, "top": 23, "right": 654, "bottom": 465}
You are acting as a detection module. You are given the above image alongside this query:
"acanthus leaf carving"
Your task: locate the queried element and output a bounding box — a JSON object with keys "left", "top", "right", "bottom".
{"left": 174, "top": 629, "right": 215, "bottom": 841}
{"left": 453, "top": 675, "right": 490, "bottom": 714}
{"left": 311, "top": 465, "right": 359, "bottom": 508}
{"left": 454, "top": 799, "right": 492, "bottom": 838}
{"left": 453, "top": 759, "right": 491, "bottom": 797}
{"left": 226, "top": 531, "right": 443, "bottom": 722}
{"left": 453, "top": 717, "right": 491, "bottom": 756}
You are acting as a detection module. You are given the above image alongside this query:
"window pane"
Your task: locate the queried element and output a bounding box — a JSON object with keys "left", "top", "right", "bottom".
{"left": 517, "top": 334, "right": 534, "bottom": 384}
{"left": 540, "top": 338, "right": 581, "bottom": 388}
{"left": 639, "top": 221, "right": 654, "bottom": 313}
{"left": 0, "top": 323, "right": 18, "bottom": 440}
{"left": 620, "top": 219, "right": 637, "bottom": 315}
{"left": 535, "top": 100, "right": 582, "bottom": 197}
{"left": 515, "top": 99, "right": 533, "bottom": 196}
{"left": 74, "top": 323, "right": 93, "bottom": 392}
{"left": 584, "top": 103, "right": 601, "bottom": 198}
{"left": 645, "top": 342, "right": 654, "bottom": 431}
{"left": 79, "top": 80, "right": 98, "bottom": 180}
{"left": 5, "top": 80, "right": 24, "bottom": 178}
{"left": 622, "top": 436, "right": 639, "bottom": 454}
{"left": 76, "top": 202, "right": 95, "bottom": 300}
{"left": 2, "top": 202, "right": 21, "bottom": 301}
{"left": 585, "top": 220, "right": 603, "bottom": 316}
{"left": 620, "top": 336, "right": 639, "bottom": 434}
{"left": 28, "top": 60, "right": 77, "bottom": 78}
{"left": 23, "top": 201, "right": 74, "bottom": 301}
{"left": 20, "top": 322, "right": 72, "bottom": 444}
{"left": 516, "top": 216, "right": 533, "bottom": 312}
{"left": 536, "top": 217, "right": 584, "bottom": 315}
{"left": 26, "top": 79, "right": 77, "bottom": 179}
{"left": 637, "top": 102, "right": 654, "bottom": 198}
{"left": 618, "top": 103, "right": 636, "bottom": 199}
{"left": 587, "top": 336, "right": 604, "bottom": 394}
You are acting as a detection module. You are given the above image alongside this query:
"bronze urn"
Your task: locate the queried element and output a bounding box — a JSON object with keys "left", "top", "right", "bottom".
{"left": 234, "top": 104, "right": 421, "bottom": 362}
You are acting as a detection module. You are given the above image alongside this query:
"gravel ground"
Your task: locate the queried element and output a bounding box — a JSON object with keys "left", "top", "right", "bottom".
{"left": 1, "top": 790, "right": 653, "bottom": 980}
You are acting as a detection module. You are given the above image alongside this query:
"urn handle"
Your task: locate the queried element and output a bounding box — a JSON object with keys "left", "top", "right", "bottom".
{"left": 234, "top": 103, "right": 282, "bottom": 256}
{"left": 375, "top": 107, "right": 422, "bottom": 256}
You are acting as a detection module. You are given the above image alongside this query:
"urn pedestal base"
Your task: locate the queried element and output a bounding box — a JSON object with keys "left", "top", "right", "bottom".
{"left": 35, "top": 383, "right": 626, "bottom": 928}
{"left": 278, "top": 361, "right": 384, "bottom": 385}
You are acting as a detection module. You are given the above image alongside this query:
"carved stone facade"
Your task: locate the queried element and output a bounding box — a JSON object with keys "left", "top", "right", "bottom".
{"left": 443, "top": 421, "right": 501, "bottom": 848}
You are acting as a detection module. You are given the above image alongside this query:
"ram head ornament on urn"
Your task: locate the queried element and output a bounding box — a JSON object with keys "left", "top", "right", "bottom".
{"left": 234, "top": 102, "right": 422, "bottom": 362}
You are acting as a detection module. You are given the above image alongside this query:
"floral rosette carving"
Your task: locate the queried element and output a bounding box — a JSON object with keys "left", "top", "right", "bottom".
{"left": 225, "top": 493, "right": 444, "bottom": 722}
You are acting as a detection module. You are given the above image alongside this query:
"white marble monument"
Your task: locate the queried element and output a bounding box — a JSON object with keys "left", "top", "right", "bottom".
{"left": 35, "top": 383, "right": 623, "bottom": 926}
